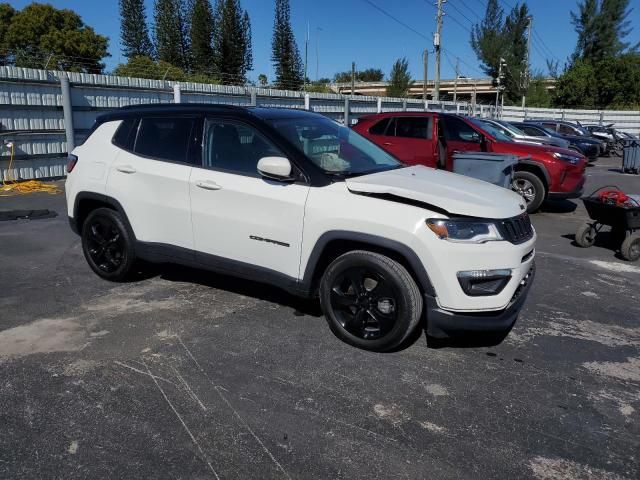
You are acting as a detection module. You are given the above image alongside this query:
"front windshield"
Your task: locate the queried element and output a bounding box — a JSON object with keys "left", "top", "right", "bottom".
{"left": 469, "top": 118, "right": 513, "bottom": 142}
{"left": 269, "top": 116, "right": 403, "bottom": 176}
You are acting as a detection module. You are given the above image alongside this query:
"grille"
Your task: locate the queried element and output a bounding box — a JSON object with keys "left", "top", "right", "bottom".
{"left": 499, "top": 213, "right": 534, "bottom": 244}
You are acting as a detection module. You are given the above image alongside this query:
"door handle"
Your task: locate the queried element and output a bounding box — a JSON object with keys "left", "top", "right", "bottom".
{"left": 383, "top": 142, "right": 394, "bottom": 146}
{"left": 116, "top": 165, "right": 136, "bottom": 174}
{"left": 195, "top": 180, "right": 222, "bottom": 191}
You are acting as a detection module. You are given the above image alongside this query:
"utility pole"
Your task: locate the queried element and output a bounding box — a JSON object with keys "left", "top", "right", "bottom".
{"left": 434, "top": 0, "right": 445, "bottom": 101}
{"left": 422, "top": 49, "right": 429, "bottom": 102}
{"left": 495, "top": 57, "right": 506, "bottom": 115}
{"left": 472, "top": 80, "right": 477, "bottom": 115}
{"left": 351, "top": 62, "right": 356, "bottom": 96}
{"left": 304, "top": 22, "right": 309, "bottom": 91}
{"left": 521, "top": 16, "right": 533, "bottom": 108}
{"left": 453, "top": 57, "right": 459, "bottom": 103}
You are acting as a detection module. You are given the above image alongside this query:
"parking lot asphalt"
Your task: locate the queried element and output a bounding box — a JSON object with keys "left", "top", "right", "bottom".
{"left": 0, "top": 156, "right": 639, "bottom": 480}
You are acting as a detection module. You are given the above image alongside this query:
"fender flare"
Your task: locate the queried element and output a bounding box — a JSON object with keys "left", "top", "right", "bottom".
{"left": 72, "top": 192, "right": 136, "bottom": 240}
{"left": 514, "top": 159, "right": 550, "bottom": 187}
{"left": 300, "top": 230, "right": 436, "bottom": 297}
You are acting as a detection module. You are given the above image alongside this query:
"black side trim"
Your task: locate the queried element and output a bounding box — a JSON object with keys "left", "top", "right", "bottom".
{"left": 301, "top": 231, "right": 435, "bottom": 296}
{"left": 135, "top": 241, "right": 301, "bottom": 295}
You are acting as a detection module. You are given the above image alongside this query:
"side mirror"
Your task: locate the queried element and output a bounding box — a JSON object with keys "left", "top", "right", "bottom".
{"left": 257, "top": 156, "right": 293, "bottom": 181}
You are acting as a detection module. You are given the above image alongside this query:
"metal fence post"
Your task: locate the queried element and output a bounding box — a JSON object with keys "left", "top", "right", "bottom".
{"left": 304, "top": 93, "right": 310, "bottom": 110}
{"left": 599, "top": 111, "right": 604, "bottom": 126}
{"left": 377, "top": 97, "right": 382, "bottom": 113}
{"left": 250, "top": 91, "right": 257, "bottom": 106}
{"left": 561, "top": 110, "right": 566, "bottom": 121}
{"left": 402, "top": 99, "right": 407, "bottom": 111}
{"left": 344, "top": 98, "right": 350, "bottom": 126}
{"left": 425, "top": 100, "right": 429, "bottom": 111}
{"left": 173, "top": 84, "right": 182, "bottom": 103}
{"left": 60, "top": 73, "right": 75, "bottom": 153}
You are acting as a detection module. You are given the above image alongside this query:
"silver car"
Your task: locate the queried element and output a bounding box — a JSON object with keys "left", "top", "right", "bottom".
{"left": 480, "top": 119, "right": 570, "bottom": 149}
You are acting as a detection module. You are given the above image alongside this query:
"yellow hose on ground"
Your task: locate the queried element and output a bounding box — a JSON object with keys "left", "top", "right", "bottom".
{"left": 0, "top": 142, "right": 62, "bottom": 196}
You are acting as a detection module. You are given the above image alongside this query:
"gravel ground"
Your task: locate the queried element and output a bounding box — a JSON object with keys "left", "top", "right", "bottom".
{"left": 0, "top": 156, "right": 638, "bottom": 479}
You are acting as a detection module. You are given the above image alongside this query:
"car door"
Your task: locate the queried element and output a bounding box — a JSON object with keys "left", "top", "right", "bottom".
{"left": 189, "top": 117, "right": 309, "bottom": 282}
{"left": 106, "top": 115, "right": 198, "bottom": 254}
{"left": 389, "top": 116, "right": 437, "bottom": 167}
{"left": 440, "top": 116, "right": 483, "bottom": 171}
{"left": 364, "top": 117, "right": 405, "bottom": 160}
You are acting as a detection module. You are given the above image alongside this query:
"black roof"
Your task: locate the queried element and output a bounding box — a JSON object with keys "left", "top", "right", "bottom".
{"left": 97, "top": 103, "right": 325, "bottom": 123}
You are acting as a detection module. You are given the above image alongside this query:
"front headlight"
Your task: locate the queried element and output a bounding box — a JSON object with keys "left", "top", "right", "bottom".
{"left": 426, "top": 218, "right": 503, "bottom": 243}
{"left": 550, "top": 151, "right": 580, "bottom": 165}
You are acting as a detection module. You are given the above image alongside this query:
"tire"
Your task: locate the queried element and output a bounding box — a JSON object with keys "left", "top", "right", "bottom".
{"left": 81, "top": 207, "right": 136, "bottom": 281}
{"left": 511, "top": 171, "right": 546, "bottom": 213}
{"left": 319, "top": 250, "right": 423, "bottom": 352}
{"left": 575, "top": 223, "right": 596, "bottom": 248}
{"left": 621, "top": 234, "right": 640, "bottom": 262}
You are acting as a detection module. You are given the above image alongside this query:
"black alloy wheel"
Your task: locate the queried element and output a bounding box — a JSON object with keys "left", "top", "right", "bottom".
{"left": 320, "top": 250, "right": 422, "bottom": 352}
{"left": 81, "top": 208, "right": 136, "bottom": 281}
{"left": 330, "top": 267, "right": 398, "bottom": 340}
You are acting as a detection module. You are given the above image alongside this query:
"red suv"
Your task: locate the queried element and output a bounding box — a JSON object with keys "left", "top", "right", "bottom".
{"left": 353, "top": 112, "right": 587, "bottom": 212}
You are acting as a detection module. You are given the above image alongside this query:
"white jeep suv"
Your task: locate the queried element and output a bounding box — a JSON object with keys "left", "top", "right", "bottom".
{"left": 66, "top": 105, "right": 536, "bottom": 351}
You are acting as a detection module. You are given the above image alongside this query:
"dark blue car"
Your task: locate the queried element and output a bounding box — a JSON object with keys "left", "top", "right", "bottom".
{"left": 514, "top": 122, "right": 602, "bottom": 161}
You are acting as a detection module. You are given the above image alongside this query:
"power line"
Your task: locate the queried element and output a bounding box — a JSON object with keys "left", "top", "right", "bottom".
{"left": 360, "top": 0, "right": 429, "bottom": 41}
{"left": 455, "top": 0, "right": 482, "bottom": 20}
{"left": 445, "top": 0, "right": 476, "bottom": 26}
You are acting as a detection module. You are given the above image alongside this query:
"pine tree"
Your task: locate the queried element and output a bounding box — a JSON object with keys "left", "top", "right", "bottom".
{"left": 470, "top": 0, "right": 530, "bottom": 102}
{"left": 119, "top": 0, "right": 154, "bottom": 58}
{"left": 571, "top": 0, "right": 599, "bottom": 61}
{"left": 154, "top": 0, "right": 190, "bottom": 71}
{"left": 242, "top": 11, "right": 253, "bottom": 76}
{"left": 189, "top": 0, "right": 215, "bottom": 73}
{"left": 386, "top": 57, "right": 412, "bottom": 98}
{"left": 271, "top": 0, "right": 303, "bottom": 90}
{"left": 470, "top": 0, "right": 504, "bottom": 79}
{"left": 571, "top": 0, "right": 636, "bottom": 62}
{"left": 212, "top": 0, "right": 252, "bottom": 84}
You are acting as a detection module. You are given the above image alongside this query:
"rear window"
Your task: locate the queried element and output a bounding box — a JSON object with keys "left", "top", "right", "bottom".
{"left": 112, "top": 118, "right": 138, "bottom": 149}
{"left": 369, "top": 118, "right": 391, "bottom": 135}
{"left": 134, "top": 116, "right": 197, "bottom": 163}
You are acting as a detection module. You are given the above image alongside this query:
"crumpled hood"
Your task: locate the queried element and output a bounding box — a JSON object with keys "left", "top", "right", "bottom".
{"left": 345, "top": 165, "right": 526, "bottom": 219}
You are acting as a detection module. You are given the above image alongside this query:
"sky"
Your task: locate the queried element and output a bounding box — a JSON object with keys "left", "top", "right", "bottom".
{"left": 7, "top": 0, "right": 640, "bottom": 82}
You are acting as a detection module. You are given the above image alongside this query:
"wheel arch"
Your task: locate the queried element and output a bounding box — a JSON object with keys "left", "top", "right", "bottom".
{"left": 300, "top": 231, "right": 436, "bottom": 297}
{"left": 513, "top": 160, "right": 550, "bottom": 191}
{"left": 73, "top": 192, "right": 136, "bottom": 240}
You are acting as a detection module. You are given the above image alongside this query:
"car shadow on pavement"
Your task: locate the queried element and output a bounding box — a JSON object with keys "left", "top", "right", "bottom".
{"left": 134, "top": 263, "right": 512, "bottom": 352}
{"left": 152, "top": 262, "right": 324, "bottom": 317}
{"left": 539, "top": 200, "right": 578, "bottom": 214}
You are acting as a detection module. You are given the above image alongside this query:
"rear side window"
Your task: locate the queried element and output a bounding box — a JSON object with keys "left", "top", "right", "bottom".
{"left": 112, "top": 118, "right": 138, "bottom": 149}
{"left": 520, "top": 125, "right": 542, "bottom": 136}
{"left": 134, "top": 116, "right": 197, "bottom": 163}
{"left": 558, "top": 124, "right": 577, "bottom": 135}
{"left": 541, "top": 122, "right": 557, "bottom": 131}
{"left": 394, "top": 117, "right": 433, "bottom": 140}
{"left": 369, "top": 118, "right": 391, "bottom": 135}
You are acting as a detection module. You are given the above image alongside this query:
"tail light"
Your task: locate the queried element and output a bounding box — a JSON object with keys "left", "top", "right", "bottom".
{"left": 66, "top": 154, "right": 78, "bottom": 173}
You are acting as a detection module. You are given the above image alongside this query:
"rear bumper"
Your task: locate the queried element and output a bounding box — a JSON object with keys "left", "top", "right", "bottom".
{"left": 548, "top": 176, "right": 585, "bottom": 200}
{"left": 425, "top": 265, "right": 535, "bottom": 338}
